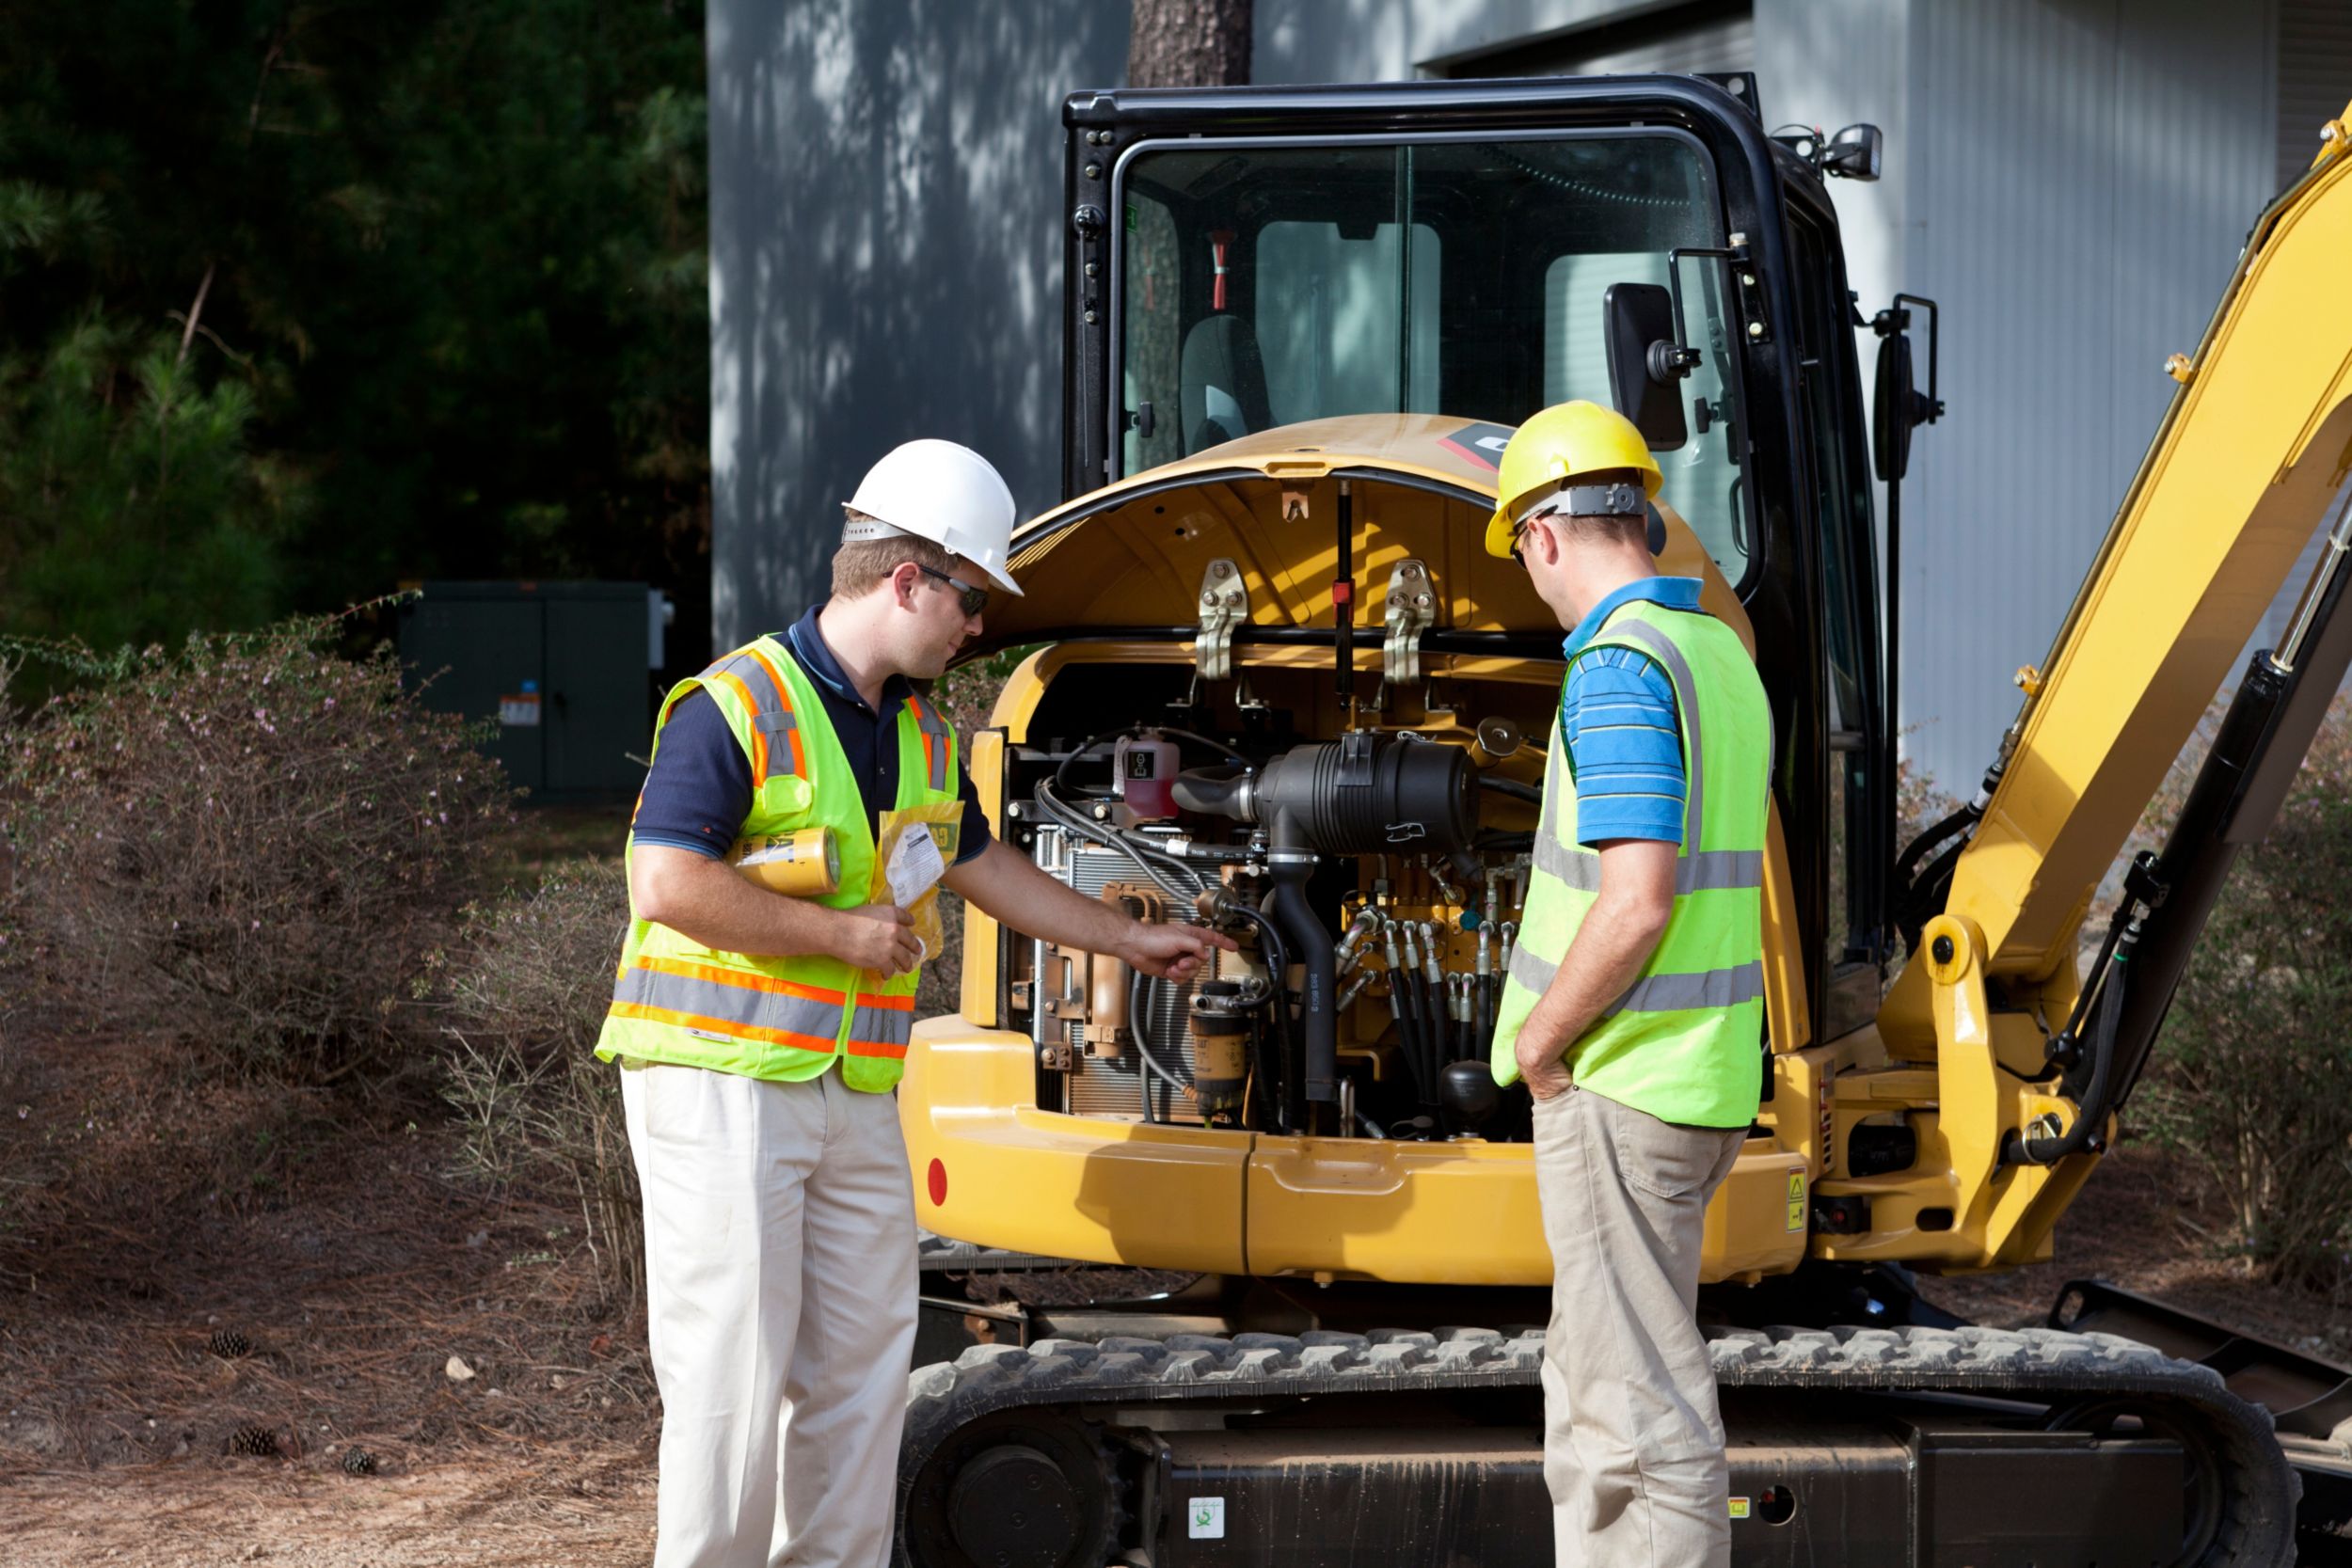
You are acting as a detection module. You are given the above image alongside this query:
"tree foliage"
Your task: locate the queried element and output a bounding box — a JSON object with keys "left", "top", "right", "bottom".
{"left": 2137, "top": 699, "right": 2352, "bottom": 1288}
{"left": 0, "top": 1, "right": 708, "bottom": 655}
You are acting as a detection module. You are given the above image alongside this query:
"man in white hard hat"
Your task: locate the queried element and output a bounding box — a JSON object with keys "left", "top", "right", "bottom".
{"left": 596, "top": 439, "right": 1232, "bottom": 1568}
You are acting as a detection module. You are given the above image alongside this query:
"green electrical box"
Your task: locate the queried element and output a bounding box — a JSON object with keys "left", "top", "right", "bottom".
{"left": 396, "top": 581, "right": 671, "bottom": 802}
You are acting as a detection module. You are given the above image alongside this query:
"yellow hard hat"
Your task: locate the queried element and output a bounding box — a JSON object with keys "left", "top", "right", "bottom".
{"left": 1482, "top": 401, "right": 1662, "bottom": 559}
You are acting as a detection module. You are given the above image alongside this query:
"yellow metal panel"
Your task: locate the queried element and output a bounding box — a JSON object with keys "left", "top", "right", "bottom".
{"left": 1242, "top": 1130, "right": 1808, "bottom": 1286}
{"left": 899, "top": 1017, "right": 1248, "bottom": 1275}
{"left": 958, "top": 730, "right": 1007, "bottom": 1028}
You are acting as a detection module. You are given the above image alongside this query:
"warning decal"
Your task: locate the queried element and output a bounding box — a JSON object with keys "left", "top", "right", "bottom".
{"left": 1436, "top": 420, "right": 1514, "bottom": 471}
{"left": 1728, "top": 1497, "right": 1753, "bottom": 1521}
{"left": 1785, "top": 1170, "right": 1806, "bottom": 1232}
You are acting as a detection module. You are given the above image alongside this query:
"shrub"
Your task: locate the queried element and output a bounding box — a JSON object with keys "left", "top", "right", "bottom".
{"left": 438, "top": 859, "right": 640, "bottom": 1302}
{"left": 2137, "top": 697, "right": 2352, "bottom": 1289}
{"left": 0, "top": 613, "right": 511, "bottom": 1083}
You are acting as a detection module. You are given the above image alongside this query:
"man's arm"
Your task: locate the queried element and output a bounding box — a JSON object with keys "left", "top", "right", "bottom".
{"left": 630, "top": 846, "right": 922, "bottom": 974}
{"left": 942, "top": 837, "right": 1233, "bottom": 981}
{"left": 1511, "top": 838, "right": 1678, "bottom": 1099}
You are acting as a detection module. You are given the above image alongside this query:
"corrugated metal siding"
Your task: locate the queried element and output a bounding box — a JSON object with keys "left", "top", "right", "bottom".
{"left": 2277, "top": 0, "right": 2352, "bottom": 193}
{"left": 1892, "top": 0, "right": 2276, "bottom": 794}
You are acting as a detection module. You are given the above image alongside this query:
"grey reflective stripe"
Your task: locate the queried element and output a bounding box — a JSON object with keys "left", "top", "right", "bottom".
{"left": 1530, "top": 831, "right": 1761, "bottom": 894}
{"left": 1607, "top": 617, "right": 1707, "bottom": 849}
{"left": 1508, "top": 942, "right": 1559, "bottom": 994}
{"left": 850, "top": 1004, "right": 914, "bottom": 1047}
{"left": 612, "top": 962, "right": 844, "bottom": 1048}
{"left": 1608, "top": 961, "right": 1764, "bottom": 1016}
{"left": 712, "top": 649, "right": 789, "bottom": 717}
{"left": 909, "top": 695, "right": 952, "bottom": 791}
{"left": 754, "top": 706, "right": 799, "bottom": 757}
{"left": 708, "top": 647, "right": 805, "bottom": 780}
{"left": 1503, "top": 945, "right": 1763, "bottom": 1016}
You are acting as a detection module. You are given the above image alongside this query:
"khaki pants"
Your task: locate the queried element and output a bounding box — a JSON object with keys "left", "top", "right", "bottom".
{"left": 1532, "top": 1084, "right": 1745, "bottom": 1568}
{"left": 623, "top": 1062, "right": 917, "bottom": 1568}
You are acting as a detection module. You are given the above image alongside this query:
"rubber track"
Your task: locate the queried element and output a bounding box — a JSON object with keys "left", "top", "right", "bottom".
{"left": 899, "top": 1323, "right": 2300, "bottom": 1567}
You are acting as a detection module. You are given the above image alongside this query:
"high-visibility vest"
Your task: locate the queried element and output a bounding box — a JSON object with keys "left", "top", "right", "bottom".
{"left": 1489, "top": 600, "right": 1772, "bottom": 1129}
{"left": 594, "top": 635, "right": 961, "bottom": 1093}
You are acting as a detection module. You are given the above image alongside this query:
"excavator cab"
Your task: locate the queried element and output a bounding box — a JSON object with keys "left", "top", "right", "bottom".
{"left": 895, "top": 71, "right": 2352, "bottom": 1567}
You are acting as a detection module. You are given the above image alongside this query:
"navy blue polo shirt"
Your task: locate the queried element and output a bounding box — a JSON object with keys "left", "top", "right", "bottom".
{"left": 628, "top": 606, "right": 992, "bottom": 867}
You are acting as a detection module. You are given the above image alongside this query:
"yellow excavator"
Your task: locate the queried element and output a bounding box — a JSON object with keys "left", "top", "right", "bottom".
{"left": 894, "top": 72, "right": 2352, "bottom": 1567}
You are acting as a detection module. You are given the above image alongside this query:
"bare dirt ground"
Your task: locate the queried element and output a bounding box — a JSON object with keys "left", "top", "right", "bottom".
{"left": 3, "top": 1010, "right": 2344, "bottom": 1563}
{"left": 0, "top": 1020, "right": 662, "bottom": 1565}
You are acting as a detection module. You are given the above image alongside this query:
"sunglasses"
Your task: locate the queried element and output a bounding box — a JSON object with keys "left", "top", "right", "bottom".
{"left": 915, "top": 563, "right": 991, "bottom": 617}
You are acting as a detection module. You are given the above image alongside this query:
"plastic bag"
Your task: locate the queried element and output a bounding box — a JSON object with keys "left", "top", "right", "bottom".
{"left": 866, "top": 801, "right": 964, "bottom": 975}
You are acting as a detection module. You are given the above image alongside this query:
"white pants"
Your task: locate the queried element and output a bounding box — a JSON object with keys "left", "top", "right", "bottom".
{"left": 622, "top": 1062, "right": 918, "bottom": 1568}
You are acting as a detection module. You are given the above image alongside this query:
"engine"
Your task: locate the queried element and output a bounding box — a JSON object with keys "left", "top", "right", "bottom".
{"left": 1005, "top": 703, "right": 1546, "bottom": 1143}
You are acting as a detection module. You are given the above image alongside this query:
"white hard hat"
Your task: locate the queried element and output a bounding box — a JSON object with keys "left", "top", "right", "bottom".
{"left": 841, "top": 439, "right": 1024, "bottom": 596}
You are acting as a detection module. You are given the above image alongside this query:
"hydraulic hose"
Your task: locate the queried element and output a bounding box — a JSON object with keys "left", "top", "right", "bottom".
{"left": 1477, "top": 774, "right": 1541, "bottom": 805}
{"left": 2006, "top": 935, "right": 2131, "bottom": 1167}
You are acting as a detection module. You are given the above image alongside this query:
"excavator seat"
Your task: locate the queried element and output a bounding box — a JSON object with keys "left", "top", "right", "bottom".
{"left": 1180, "top": 313, "right": 1274, "bottom": 453}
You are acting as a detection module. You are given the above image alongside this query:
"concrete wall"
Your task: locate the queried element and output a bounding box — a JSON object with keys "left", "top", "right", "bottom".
{"left": 707, "top": 0, "right": 1128, "bottom": 646}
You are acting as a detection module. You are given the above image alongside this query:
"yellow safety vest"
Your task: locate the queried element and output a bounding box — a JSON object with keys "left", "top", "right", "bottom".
{"left": 594, "top": 635, "right": 960, "bottom": 1093}
{"left": 1490, "top": 600, "right": 1772, "bottom": 1128}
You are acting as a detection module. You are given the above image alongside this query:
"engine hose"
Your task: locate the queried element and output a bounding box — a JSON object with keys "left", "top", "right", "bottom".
{"left": 1129, "top": 967, "right": 1193, "bottom": 1119}
{"left": 1477, "top": 774, "right": 1541, "bottom": 804}
{"left": 1229, "top": 898, "right": 1295, "bottom": 1132}
{"left": 1266, "top": 837, "right": 1337, "bottom": 1107}
{"left": 1034, "top": 781, "right": 1204, "bottom": 905}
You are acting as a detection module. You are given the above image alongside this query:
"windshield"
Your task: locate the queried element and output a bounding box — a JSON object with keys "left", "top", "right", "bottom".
{"left": 1117, "top": 133, "right": 1751, "bottom": 579}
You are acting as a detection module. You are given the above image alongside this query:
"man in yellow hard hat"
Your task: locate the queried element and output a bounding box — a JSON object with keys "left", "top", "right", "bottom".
{"left": 598, "top": 439, "right": 1235, "bottom": 1568}
{"left": 1486, "top": 401, "right": 1773, "bottom": 1568}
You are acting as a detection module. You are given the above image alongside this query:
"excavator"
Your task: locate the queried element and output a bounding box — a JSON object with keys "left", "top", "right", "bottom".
{"left": 891, "top": 72, "right": 2352, "bottom": 1566}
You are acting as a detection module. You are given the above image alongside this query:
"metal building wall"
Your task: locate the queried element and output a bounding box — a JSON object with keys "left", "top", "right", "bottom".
{"left": 706, "top": 0, "right": 1128, "bottom": 649}
{"left": 1879, "top": 0, "right": 2276, "bottom": 795}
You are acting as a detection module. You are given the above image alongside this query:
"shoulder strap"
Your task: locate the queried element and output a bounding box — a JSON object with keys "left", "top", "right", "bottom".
{"left": 704, "top": 641, "right": 804, "bottom": 784}
{"left": 903, "top": 691, "right": 953, "bottom": 793}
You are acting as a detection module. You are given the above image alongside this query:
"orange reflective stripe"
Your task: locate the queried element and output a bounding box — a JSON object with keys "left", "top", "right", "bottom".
{"left": 632, "top": 954, "right": 847, "bottom": 1006}
{"left": 707, "top": 670, "right": 768, "bottom": 781}
{"left": 608, "top": 1002, "right": 839, "bottom": 1055}
{"left": 859, "top": 990, "right": 915, "bottom": 1012}
{"left": 745, "top": 646, "right": 805, "bottom": 778}
{"left": 843, "top": 1037, "right": 911, "bottom": 1060}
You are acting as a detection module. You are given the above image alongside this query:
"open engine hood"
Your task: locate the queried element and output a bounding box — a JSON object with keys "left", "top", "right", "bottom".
{"left": 970, "top": 413, "right": 1754, "bottom": 661}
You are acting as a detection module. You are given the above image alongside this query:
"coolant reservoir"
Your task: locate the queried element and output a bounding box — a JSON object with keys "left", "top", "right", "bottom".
{"left": 1114, "top": 731, "right": 1181, "bottom": 820}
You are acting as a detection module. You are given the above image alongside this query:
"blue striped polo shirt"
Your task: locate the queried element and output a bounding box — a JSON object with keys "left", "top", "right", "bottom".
{"left": 1558, "top": 578, "right": 1702, "bottom": 846}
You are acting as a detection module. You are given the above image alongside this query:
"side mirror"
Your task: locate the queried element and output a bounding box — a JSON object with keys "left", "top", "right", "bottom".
{"left": 1871, "top": 293, "right": 1943, "bottom": 482}
{"left": 1825, "top": 123, "right": 1883, "bottom": 182}
{"left": 1872, "top": 332, "right": 1918, "bottom": 482}
{"left": 1603, "top": 282, "right": 1691, "bottom": 451}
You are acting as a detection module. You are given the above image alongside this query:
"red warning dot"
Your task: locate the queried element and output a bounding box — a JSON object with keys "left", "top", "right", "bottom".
{"left": 927, "top": 1158, "right": 947, "bottom": 1208}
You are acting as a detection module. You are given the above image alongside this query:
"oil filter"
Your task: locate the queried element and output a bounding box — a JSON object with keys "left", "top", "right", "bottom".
{"left": 731, "top": 826, "right": 841, "bottom": 896}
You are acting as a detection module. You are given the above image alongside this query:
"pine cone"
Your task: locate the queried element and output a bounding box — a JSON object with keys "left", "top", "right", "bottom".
{"left": 342, "top": 1447, "right": 376, "bottom": 1476}
{"left": 229, "top": 1423, "right": 278, "bottom": 1457}
{"left": 208, "top": 1328, "right": 252, "bottom": 1360}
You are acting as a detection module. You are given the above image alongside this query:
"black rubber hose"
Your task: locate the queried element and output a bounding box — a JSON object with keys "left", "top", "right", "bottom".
{"left": 1229, "top": 898, "right": 1295, "bottom": 1134}
{"left": 1477, "top": 774, "right": 1541, "bottom": 804}
{"left": 1391, "top": 977, "right": 1426, "bottom": 1102}
{"left": 1266, "top": 834, "right": 1336, "bottom": 1107}
{"left": 2007, "top": 943, "right": 2128, "bottom": 1167}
